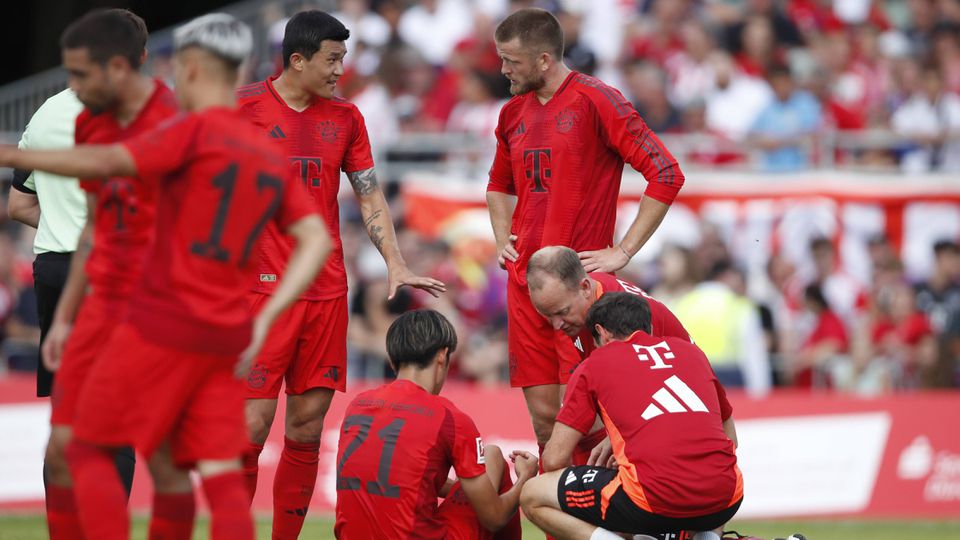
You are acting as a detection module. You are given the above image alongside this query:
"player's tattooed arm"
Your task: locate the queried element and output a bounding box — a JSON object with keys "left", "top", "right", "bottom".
{"left": 350, "top": 168, "right": 446, "bottom": 299}
{"left": 347, "top": 166, "right": 379, "bottom": 196}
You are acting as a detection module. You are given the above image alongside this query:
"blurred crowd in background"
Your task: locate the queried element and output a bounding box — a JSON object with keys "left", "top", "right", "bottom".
{"left": 2, "top": 0, "right": 960, "bottom": 394}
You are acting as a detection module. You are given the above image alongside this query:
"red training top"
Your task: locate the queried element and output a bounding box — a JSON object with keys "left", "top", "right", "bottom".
{"left": 121, "top": 107, "right": 318, "bottom": 354}
{"left": 237, "top": 77, "right": 374, "bottom": 300}
{"left": 571, "top": 272, "right": 691, "bottom": 361}
{"left": 76, "top": 79, "right": 178, "bottom": 301}
{"left": 487, "top": 71, "right": 684, "bottom": 286}
{"left": 335, "top": 379, "right": 487, "bottom": 539}
{"left": 558, "top": 332, "right": 742, "bottom": 519}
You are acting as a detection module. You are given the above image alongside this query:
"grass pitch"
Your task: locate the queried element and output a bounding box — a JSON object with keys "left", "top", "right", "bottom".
{"left": 0, "top": 515, "right": 958, "bottom": 539}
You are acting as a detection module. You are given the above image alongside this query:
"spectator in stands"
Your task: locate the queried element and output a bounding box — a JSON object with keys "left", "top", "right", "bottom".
{"left": 624, "top": 0, "right": 687, "bottom": 67}
{"left": 891, "top": 64, "right": 960, "bottom": 172}
{"left": 724, "top": 0, "right": 804, "bottom": 52}
{"left": 748, "top": 63, "right": 822, "bottom": 171}
{"left": 556, "top": 4, "right": 597, "bottom": 76}
{"left": 665, "top": 21, "right": 717, "bottom": 108}
{"left": 334, "top": 0, "right": 391, "bottom": 54}
{"left": 705, "top": 51, "right": 772, "bottom": 141}
{"left": 932, "top": 22, "right": 960, "bottom": 94}
{"left": 651, "top": 244, "right": 697, "bottom": 308}
{"left": 624, "top": 61, "right": 682, "bottom": 133}
{"left": 871, "top": 282, "right": 938, "bottom": 389}
{"left": 398, "top": 0, "right": 472, "bottom": 66}
{"left": 915, "top": 240, "right": 960, "bottom": 333}
{"left": 794, "top": 284, "right": 848, "bottom": 389}
{"left": 675, "top": 261, "right": 772, "bottom": 396}
{"left": 807, "top": 237, "right": 869, "bottom": 327}
{"left": 447, "top": 69, "right": 510, "bottom": 173}
{"left": 735, "top": 15, "right": 780, "bottom": 77}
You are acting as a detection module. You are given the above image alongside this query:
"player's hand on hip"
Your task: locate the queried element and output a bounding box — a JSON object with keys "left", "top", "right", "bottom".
{"left": 497, "top": 235, "right": 519, "bottom": 270}
{"left": 578, "top": 245, "right": 630, "bottom": 273}
{"left": 236, "top": 317, "right": 268, "bottom": 379}
{"left": 509, "top": 450, "right": 539, "bottom": 480}
{"left": 587, "top": 436, "right": 613, "bottom": 468}
{"left": 41, "top": 321, "right": 73, "bottom": 372}
{"left": 387, "top": 264, "right": 447, "bottom": 300}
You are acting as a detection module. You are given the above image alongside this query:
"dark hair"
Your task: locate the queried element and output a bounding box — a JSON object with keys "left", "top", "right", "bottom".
{"left": 810, "top": 237, "right": 833, "bottom": 254}
{"left": 386, "top": 310, "right": 458, "bottom": 372}
{"left": 767, "top": 63, "right": 792, "bottom": 80}
{"left": 803, "top": 284, "right": 829, "bottom": 310}
{"left": 934, "top": 240, "right": 959, "bottom": 256}
{"left": 495, "top": 8, "right": 564, "bottom": 58}
{"left": 61, "top": 9, "right": 148, "bottom": 69}
{"left": 527, "top": 246, "right": 586, "bottom": 291}
{"left": 282, "top": 10, "right": 350, "bottom": 68}
{"left": 586, "top": 292, "right": 652, "bottom": 342}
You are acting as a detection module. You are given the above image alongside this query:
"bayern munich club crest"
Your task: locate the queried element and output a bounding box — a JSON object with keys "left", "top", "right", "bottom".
{"left": 248, "top": 363, "right": 268, "bottom": 389}
{"left": 555, "top": 109, "right": 577, "bottom": 133}
{"left": 318, "top": 121, "right": 340, "bottom": 143}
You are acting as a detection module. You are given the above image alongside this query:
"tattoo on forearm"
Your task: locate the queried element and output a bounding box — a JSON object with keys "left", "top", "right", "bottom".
{"left": 368, "top": 224, "right": 385, "bottom": 253}
{"left": 364, "top": 209, "right": 382, "bottom": 228}
{"left": 347, "top": 167, "right": 379, "bottom": 196}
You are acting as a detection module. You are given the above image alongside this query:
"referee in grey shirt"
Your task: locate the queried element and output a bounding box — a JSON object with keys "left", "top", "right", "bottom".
{"left": 7, "top": 87, "right": 135, "bottom": 495}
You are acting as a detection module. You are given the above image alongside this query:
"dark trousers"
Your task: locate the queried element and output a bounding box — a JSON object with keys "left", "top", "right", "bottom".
{"left": 33, "top": 251, "right": 136, "bottom": 496}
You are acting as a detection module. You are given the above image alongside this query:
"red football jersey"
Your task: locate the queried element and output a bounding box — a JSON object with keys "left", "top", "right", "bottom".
{"left": 75, "top": 80, "right": 178, "bottom": 300}
{"left": 557, "top": 332, "right": 741, "bottom": 518}
{"left": 237, "top": 77, "right": 374, "bottom": 300}
{"left": 121, "top": 107, "right": 318, "bottom": 354}
{"left": 335, "top": 380, "right": 487, "bottom": 540}
{"left": 487, "top": 71, "right": 684, "bottom": 286}
{"left": 571, "top": 272, "right": 690, "bottom": 360}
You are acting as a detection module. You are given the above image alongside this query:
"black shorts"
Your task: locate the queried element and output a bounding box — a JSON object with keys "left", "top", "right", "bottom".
{"left": 557, "top": 466, "right": 742, "bottom": 535}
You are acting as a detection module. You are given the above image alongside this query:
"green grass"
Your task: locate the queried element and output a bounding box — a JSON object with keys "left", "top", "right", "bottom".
{"left": 0, "top": 515, "right": 957, "bottom": 539}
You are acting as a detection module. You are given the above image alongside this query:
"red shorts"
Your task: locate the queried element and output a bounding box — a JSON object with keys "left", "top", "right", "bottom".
{"left": 50, "top": 295, "right": 119, "bottom": 426}
{"left": 439, "top": 466, "right": 519, "bottom": 540}
{"left": 72, "top": 323, "right": 247, "bottom": 466}
{"left": 507, "top": 278, "right": 580, "bottom": 387}
{"left": 245, "top": 294, "right": 348, "bottom": 398}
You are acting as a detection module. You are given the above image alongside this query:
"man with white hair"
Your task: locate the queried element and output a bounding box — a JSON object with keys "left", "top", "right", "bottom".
{"left": 0, "top": 13, "right": 331, "bottom": 540}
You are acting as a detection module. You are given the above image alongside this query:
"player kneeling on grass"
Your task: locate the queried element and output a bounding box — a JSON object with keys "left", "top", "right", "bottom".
{"left": 0, "top": 14, "right": 331, "bottom": 540}
{"left": 521, "top": 293, "right": 743, "bottom": 540}
{"left": 335, "top": 309, "right": 539, "bottom": 539}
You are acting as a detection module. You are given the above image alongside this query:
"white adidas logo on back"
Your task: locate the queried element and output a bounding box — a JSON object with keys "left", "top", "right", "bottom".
{"left": 641, "top": 375, "right": 708, "bottom": 420}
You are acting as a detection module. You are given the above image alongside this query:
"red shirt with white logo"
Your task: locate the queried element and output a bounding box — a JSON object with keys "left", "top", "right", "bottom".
{"left": 487, "top": 71, "right": 684, "bottom": 287}
{"left": 558, "top": 332, "right": 741, "bottom": 518}
{"left": 237, "top": 77, "right": 374, "bottom": 300}
{"left": 571, "top": 272, "right": 691, "bottom": 360}
{"left": 335, "top": 380, "right": 487, "bottom": 539}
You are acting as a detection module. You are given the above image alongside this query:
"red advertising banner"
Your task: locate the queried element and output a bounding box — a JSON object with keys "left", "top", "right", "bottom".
{"left": 1, "top": 374, "right": 958, "bottom": 519}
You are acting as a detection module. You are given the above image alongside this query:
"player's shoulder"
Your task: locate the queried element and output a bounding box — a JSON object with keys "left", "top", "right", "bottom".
{"left": 568, "top": 72, "right": 632, "bottom": 113}
{"left": 434, "top": 394, "right": 473, "bottom": 423}
{"left": 590, "top": 271, "right": 627, "bottom": 291}
{"left": 236, "top": 80, "right": 270, "bottom": 103}
{"left": 151, "top": 81, "right": 180, "bottom": 115}
{"left": 498, "top": 93, "right": 528, "bottom": 116}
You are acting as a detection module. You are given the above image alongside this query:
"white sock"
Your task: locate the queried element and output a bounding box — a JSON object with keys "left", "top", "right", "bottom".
{"left": 693, "top": 532, "right": 722, "bottom": 540}
{"left": 590, "top": 527, "right": 622, "bottom": 540}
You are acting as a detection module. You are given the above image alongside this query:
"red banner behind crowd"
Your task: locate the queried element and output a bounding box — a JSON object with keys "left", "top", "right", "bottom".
{"left": 1, "top": 374, "right": 958, "bottom": 519}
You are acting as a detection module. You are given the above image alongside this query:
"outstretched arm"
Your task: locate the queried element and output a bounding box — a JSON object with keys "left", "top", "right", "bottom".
{"left": 0, "top": 144, "right": 136, "bottom": 181}
{"left": 347, "top": 166, "right": 445, "bottom": 299}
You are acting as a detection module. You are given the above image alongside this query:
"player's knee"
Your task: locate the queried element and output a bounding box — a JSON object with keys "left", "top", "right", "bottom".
{"left": 245, "top": 405, "right": 275, "bottom": 444}
{"left": 148, "top": 456, "right": 191, "bottom": 493}
{"left": 530, "top": 417, "right": 555, "bottom": 445}
{"left": 519, "top": 479, "right": 542, "bottom": 517}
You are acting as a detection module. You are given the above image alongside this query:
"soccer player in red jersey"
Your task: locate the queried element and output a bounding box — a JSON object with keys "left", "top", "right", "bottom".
{"left": 525, "top": 245, "right": 692, "bottom": 466}
{"left": 521, "top": 293, "right": 742, "bottom": 540}
{"left": 0, "top": 14, "right": 331, "bottom": 540}
{"left": 335, "top": 310, "right": 538, "bottom": 540}
{"left": 34, "top": 9, "right": 188, "bottom": 540}
{"left": 235, "top": 12, "right": 445, "bottom": 536}
{"left": 486, "top": 9, "right": 685, "bottom": 465}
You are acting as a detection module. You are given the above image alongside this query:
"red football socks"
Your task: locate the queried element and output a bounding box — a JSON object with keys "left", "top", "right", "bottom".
{"left": 45, "top": 484, "right": 85, "bottom": 540}
{"left": 202, "top": 471, "right": 254, "bottom": 540}
{"left": 65, "top": 441, "right": 128, "bottom": 540}
{"left": 242, "top": 442, "right": 264, "bottom": 502}
{"left": 148, "top": 491, "right": 196, "bottom": 540}
{"left": 271, "top": 437, "right": 320, "bottom": 539}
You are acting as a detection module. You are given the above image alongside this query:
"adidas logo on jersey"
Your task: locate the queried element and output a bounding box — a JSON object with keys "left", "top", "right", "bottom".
{"left": 565, "top": 471, "right": 578, "bottom": 485}
{"left": 641, "top": 375, "right": 708, "bottom": 420}
{"left": 260, "top": 274, "right": 277, "bottom": 282}
{"left": 268, "top": 125, "right": 286, "bottom": 139}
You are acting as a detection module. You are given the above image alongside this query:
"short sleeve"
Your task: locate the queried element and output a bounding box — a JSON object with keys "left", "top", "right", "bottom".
{"left": 555, "top": 363, "right": 597, "bottom": 434}
{"left": 588, "top": 85, "right": 684, "bottom": 204}
{"left": 486, "top": 111, "right": 515, "bottom": 195}
{"left": 122, "top": 113, "right": 197, "bottom": 179}
{"left": 273, "top": 172, "right": 321, "bottom": 231}
{"left": 342, "top": 108, "right": 375, "bottom": 174}
{"left": 449, "top": 406, "right": 486, "bottom": 480}
{"left": 11, "top": 169, "right": 36, "bottom": 194}
{"left": 714, "top": 377, "right": 733, "bottom": 421}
